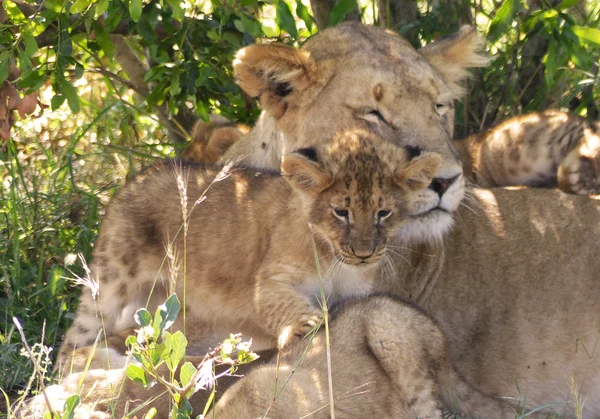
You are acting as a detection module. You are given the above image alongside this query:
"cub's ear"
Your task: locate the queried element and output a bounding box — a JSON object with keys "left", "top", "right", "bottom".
{"left": 233, "top": 43, "right": 318, "bottom": 119}
{"left": 281, "top": 148, "right": 332, "bottom": 194}
{"left": 395, "top": 152, "right": 442, "bottom": 191}
{"left": 419, "top": 26, "right": 489, "bottom": 97}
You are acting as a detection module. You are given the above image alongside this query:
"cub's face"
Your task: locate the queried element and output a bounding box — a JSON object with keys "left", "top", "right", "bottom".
{"left": 282, "top": 131, "right": 441, "bottom": 268}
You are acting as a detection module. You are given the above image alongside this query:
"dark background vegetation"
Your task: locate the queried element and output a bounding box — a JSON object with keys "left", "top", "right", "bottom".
{"left": 0, "top": 0, "right": 599, "bottom": 407}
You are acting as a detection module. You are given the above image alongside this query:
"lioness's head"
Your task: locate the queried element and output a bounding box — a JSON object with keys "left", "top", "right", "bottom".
{"left": 234, "top": 23, "right": 487, "bottom": 242}
{"left": 282, "top": 130, "right": 441, "bottom": 267}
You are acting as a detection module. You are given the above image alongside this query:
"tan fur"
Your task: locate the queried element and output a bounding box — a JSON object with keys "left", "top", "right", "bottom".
{"left": 46, "top": 129, "right": 439, "bottom": 417}
{"left": 221, "top": 25, "right": 600, "bottom": 417}
{"left": 27, "top": 23, "right": 600, "bottom": 418}
{"left": 222, "top": 23, "right": 490, "bottom": 246}
{"left": 209, "top": 295, "right": 539, "bottom": 419}
{"left": 180, "top": 114, "right": 249, "bottom": 164}
{"left": 456, "top": 110, "right": 600, "bottom": 195}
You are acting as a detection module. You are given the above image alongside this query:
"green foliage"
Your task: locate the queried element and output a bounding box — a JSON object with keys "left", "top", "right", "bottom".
{"left": 478, "top": 0, "right": 600, "bottom": 124}
{"left": 125, "top": 294, "right": 258, "bottom": 418}
{"left": 328, "top": 0, "right": 358, "bottom": 27}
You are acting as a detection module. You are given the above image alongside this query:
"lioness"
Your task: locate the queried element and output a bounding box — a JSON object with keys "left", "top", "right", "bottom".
{"left": 209, "top": 294, "right": 537, "bottom": 419}
{"left": 220, "top": 23, "right": 600, "bottom": 416}
{"left": 456, "top": 110, "right": 600, "bottom": 195}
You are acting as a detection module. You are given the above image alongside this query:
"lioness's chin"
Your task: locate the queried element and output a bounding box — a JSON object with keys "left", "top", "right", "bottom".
{"left": 396, "top": 209, "right": 455, "bottom": 243}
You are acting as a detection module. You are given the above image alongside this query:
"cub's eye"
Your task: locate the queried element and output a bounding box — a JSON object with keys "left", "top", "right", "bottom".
{"left": 360, "top": 108, "right": 387, "bottom": 124}
{"left": 377, "top": 210, "right": 392, "bottom": 221}
{"left": 333, "top": 208, "right": 349, "bottom": 220}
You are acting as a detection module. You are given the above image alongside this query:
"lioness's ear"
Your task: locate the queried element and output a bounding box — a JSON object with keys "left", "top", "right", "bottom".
{"left": 233, "top": 44, "right": 318, "bottom": 119}
{"left": 419, "top": 26, "right": 489, "bottom": 97}
{"left": 395, "top": 152, "right": 442, "bottom": 191}
{"left": 282, "top": 148, "right": 332, "bottom": 194}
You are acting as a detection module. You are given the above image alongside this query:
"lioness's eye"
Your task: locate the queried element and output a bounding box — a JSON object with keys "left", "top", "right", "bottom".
{"left": 377, "top": 210, "right": 392, "bottom": 220}
{"left": 360, "top": 108, "right": 387, "bottom": 124}
{"left": 435, "top": 103, "right": 450, "bottom": 117}
{"left": 333, "top": 208, "right": 349, "bottom": 220}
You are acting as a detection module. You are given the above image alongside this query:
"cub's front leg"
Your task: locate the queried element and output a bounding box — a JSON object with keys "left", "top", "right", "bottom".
{"left": 254, "top": 273, "right": 323, "bottom": 348}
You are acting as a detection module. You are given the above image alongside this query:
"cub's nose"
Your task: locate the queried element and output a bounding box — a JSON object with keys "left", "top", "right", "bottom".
{"left": 350, "top": 244, "right": 374, "bottom": 261}
{"left": 429, "top": 173, "right": 461, "bottom": 197}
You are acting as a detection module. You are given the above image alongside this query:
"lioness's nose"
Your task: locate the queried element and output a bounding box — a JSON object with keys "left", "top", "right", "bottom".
{"left": 429, "top": 174, "right": 460, "bottom": 197}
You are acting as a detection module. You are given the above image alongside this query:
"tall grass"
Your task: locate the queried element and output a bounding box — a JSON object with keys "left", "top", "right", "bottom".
{"left": 0, "top": 79, "right": 177, "bottom": 410}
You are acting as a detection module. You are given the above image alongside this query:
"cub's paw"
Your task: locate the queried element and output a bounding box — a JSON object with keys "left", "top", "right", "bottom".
{"left": 558, "top": 154, "right": 600, "bottom": 195}
{"left": 278, "top": 311, "right": 323, "bottom": 349}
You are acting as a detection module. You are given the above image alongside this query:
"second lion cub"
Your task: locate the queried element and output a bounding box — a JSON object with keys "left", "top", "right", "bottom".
{"left": 58, "top": 129, "right": 440, "bottom": 366}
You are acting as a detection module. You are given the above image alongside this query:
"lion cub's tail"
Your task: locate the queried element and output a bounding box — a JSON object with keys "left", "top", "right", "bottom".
{"left": 439, "top": 367, "right": 548, "bottom": 419}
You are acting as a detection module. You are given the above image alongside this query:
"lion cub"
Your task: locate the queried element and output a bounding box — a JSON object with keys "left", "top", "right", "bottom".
{"left": 58, "top": 130, "right": 440, "bottom": 365}
{"left": 209, "top": 294, "right": 535, "bottom": 419}
{"left": 456, "top": 109, "right": 600, "bottom": 195}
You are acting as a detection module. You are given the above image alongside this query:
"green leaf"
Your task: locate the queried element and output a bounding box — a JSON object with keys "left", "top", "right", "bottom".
{"left": 18, "top": 70, "right": 48, "bottom": 92}
{"left": 152, "top": 294, "right": 180, "bottom": 338}
{"left": 0, "top": 57, "right": 9, "bottom": 86}
{"left": 24, "top": 33, "right": 39, "bottom": 57}
{"left": 125, "top": 335, "right": 137, "bottom": 347}
{"left": 17, "top": 49, "right": 32, "bottom": 72}
{"left": 51, "top": 94, "right": 66, "bottom": 110}
{"left": 57, "top": 76, "right": 80, "bottom": 113}
{"left": 58, "top": 29, "right": 73, "bottom": 57}
{"left": 126, "top": 364, "right": 149, "bottom": 386}
{"left": 161, "top": 294, "right": 181, "bottom": 331}
{"left": 70, "top": 0, "right": 90, "bottom": 14}
{"left": 134, "top": 308, "right": 152, "bottom": 327}
{"left": 488, "top": 0, "right": 520, "bottom": 43}
{"left": 296, "top": 0, "right": 314, "bottom": 32}
{"left": 558, "top": 0, "right": 579, "bottom": 10}
{"left": 137, "top": 17, "right": 157, "bottom": 43}
{"left": 95, "top": 0, "right": 109, "bottom": 18}
{"left": 75, "top": 62, "right": 84, "bottom": 79}
{"left": 170, "top": 72, "right": 181, "bottom": 96}
{"left": 61, "top": 395, "right": 80, "bottom": 419}
{"left": 3, "top": 0, "right": 27, "bottom": 23}
{"left": 163, "top": 330, "right": 187, "bottom": 372}
{"left": 93, "top": 22, "right": 115, "bottom": 58}
{"left": 327, "top": 0, "right": 357, "bottom": 27}
{"left": 276, "top": 1, "right": 298, "bottom": 39}
{"left": 572, "top": 26, "right": 600, "bottom": 46}
{"left": 143, "top": 407, "right": 158, "bottom": 419}
{"left": 544, "top": 39, "right": 558, "bottom": 86}
{"left": 129, "top": 0, "right": 142, "bottom": 22}
{"left": 179, "top": 361, "right": 197, "bottom": 388}
{"left": 166, "top": 0, "right": 184, "bottom": 21}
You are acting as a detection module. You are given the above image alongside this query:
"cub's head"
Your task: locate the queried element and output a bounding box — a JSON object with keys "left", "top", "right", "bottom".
{"left": 282, "top": 130, "right": 441, "bottom": 267}
{"left": 234, "top": 23, "right": 488, "bottom": 243}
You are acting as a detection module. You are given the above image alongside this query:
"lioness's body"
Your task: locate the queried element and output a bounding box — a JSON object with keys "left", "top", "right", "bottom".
{"left": 221, "top": 23, "right": 600, "bottom": 416}
{"left": 210, "top": 295, "right": 532, "bottom": 419}
{"left": 375, "top": 187, "right": 600, "bottom": 414}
